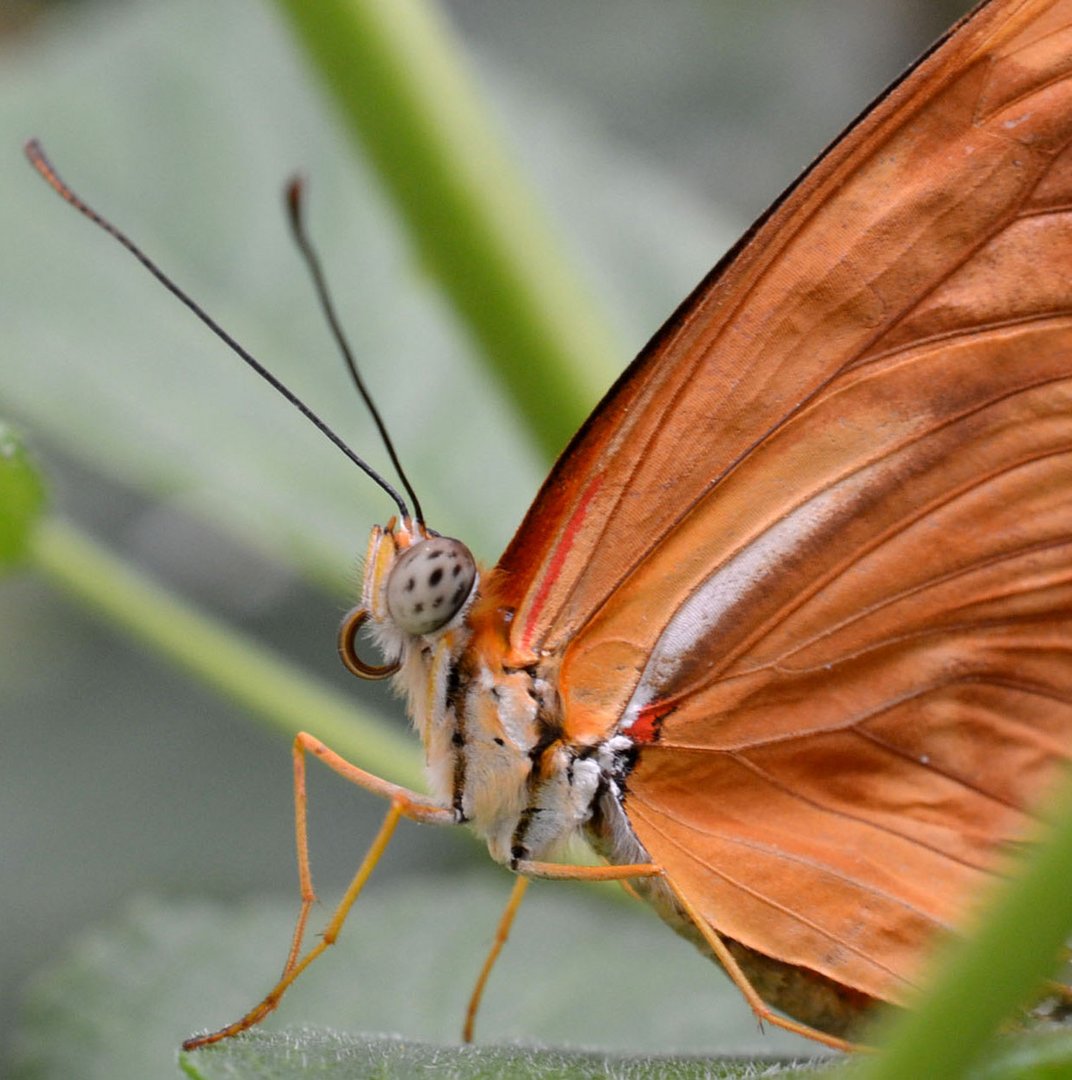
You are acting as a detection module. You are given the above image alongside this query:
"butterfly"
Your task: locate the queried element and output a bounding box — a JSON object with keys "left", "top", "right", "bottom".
{"left": 28, "top": 0, "right": 1072, "bottom": 1056}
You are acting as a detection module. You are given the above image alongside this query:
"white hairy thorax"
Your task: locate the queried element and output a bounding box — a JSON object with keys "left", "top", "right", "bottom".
{"left": 359, "top": 519, "right": 645, "bottom": 869}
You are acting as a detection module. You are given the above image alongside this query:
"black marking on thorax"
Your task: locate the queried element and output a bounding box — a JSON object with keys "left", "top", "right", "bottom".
{"left": 509, "top": 674, "right": 585, "bottom": 866}
{"left": 617, "top": 739, "right": 641, "bottom": 787}
{"left": 507, "top": 687, "right": 553, "bottom": 862}
{"left": 445, "top": 661, "right": 469, "bottom": 819}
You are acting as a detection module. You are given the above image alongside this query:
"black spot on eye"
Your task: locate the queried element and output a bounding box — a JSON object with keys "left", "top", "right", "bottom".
{"left": 426, "top": 550, "right": 443, "bottom": 560}
{"left": 452, "top": 564, "right": 462, "bottom": 577}
{"left": 433, "top": 597, "right": 443, "bottom": 608}
{"left": 494, "top": 737, "right": 505, "bottom": 746}
{"left": 405, "top": 577, "right": 415, "bottom": 591}
{"left": 428, "top": 567, "right": 444, "bottom": 587}
{"left": 414, "top": 602, "right": 424, "bottom": 613}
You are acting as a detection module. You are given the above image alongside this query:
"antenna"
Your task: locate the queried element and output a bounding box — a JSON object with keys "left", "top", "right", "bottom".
{"left": 24, "top": 139, "right": 412, "bottom": 523}
{"left": 286, "top": 178, "right": 424, "bottom": 525}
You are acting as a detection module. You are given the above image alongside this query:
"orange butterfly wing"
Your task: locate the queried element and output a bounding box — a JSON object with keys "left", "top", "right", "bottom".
{"left": 489, "top": 0, "right": 1072, "bottom": 1018}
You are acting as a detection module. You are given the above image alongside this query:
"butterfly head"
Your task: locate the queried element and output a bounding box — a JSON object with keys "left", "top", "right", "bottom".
{"left": 339, "top": 518, "right": 479, "bottom": 681}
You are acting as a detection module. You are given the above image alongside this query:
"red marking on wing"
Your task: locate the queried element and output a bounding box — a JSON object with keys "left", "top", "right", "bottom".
{"left": 628, "top": 699, "right": 675, "bottom": 744}
{"left": 519, "top": 472, "right": 603, "bottom": 653}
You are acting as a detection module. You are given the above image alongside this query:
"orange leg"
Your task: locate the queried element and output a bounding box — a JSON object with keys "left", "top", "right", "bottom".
{"left": 516, "top": 857, "right": 862, "bottom": 1054}
{"left": 618, "top": 878, "right": 645, "bottom": 903}
{"left": 182, "top": 732, "right": 454, "bottom": 1052}
{"left": 461, "top": 863, "right": 667, "bottom": 1042}
{"left": 517, "top": 859, "right": 662, "bottom": 881}
{"left": 458, "top": 861, "right": 663, "bottom": 1043}
{"left": 463, "top": 875, "right": 530, "bottom": 1043}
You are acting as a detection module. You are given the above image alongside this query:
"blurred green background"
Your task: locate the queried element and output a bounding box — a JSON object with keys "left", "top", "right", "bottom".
{"left": 0, "top": 1, "right": 976, "bottom": 1075}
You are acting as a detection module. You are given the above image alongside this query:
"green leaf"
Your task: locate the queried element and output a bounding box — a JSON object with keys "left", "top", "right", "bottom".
{"left": 0, "top": 423, "right": 46, "bottom": 567}
{"left": 181, "top": 1031, "right": 816, "bottom": 1080}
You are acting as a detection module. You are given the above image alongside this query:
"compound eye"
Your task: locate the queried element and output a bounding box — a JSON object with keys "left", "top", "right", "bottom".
{"left": 386, "top": 537, "right": 476, "bottom": 636}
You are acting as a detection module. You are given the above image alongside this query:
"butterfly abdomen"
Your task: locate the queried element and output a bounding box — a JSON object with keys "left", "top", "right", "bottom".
{"left": 723, "top": 938, "right": 883, "bottom": 1037}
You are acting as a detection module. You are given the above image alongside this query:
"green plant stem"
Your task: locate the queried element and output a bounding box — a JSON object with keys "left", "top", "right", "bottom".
{"left": 847, "top": 767, "right": 1072, "bottom": 1080}
{"left": 271, "top": 0, "right": 621, "bottom": 461}
{"left": 29, "top": 516, "right": 425, "bottom": 792}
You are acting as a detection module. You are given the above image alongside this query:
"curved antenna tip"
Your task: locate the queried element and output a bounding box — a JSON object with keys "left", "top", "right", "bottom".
{"left": 285, "top": 176, "right": 426, "bottom": 524}
{"left": 24, "top": 139, "right": 53, "bottom": 180}
{"left": 285, "top": 175, "right": 305, "bottom": 223}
